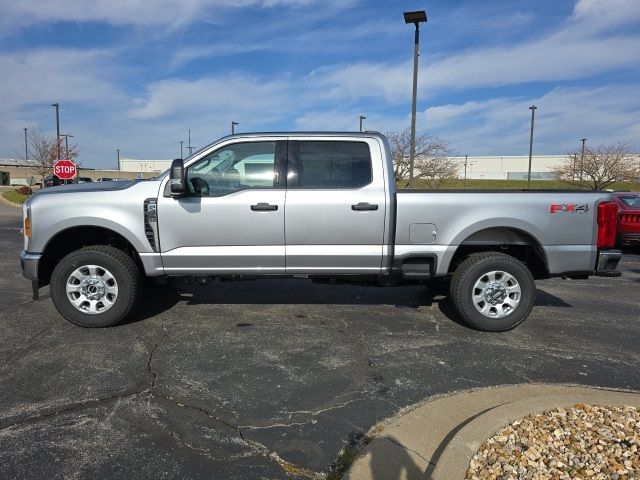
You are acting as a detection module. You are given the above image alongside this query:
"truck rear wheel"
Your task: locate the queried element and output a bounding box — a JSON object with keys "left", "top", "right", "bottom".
{"left": 50, "top": 245, "right": 142, "bottom": 327}
{"left": 450, "top": 252, "right": 535, "bottom": 331}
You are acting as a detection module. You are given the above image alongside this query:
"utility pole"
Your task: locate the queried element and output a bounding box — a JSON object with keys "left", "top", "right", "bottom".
{"left": 403, "top": 10, "right": 427, "bottom": 189}
{"left": 179, "top": 141, "right": 184, "bottom": 159}
{"left": 527, "top": 105, "right": 537, "bottom": 189}
{"left": 51, "top": 103, "right": 61, "bottom": 160}
{"left": 23, "top": 128, "right": 28, "bottom": 161}
{"left": 187, "top": 129, "right": 192, "bottom": 156}
{"left": 60, "top": 134, "right": 73, "bottom": 158}
{"left": 117, "top": 149, "right": 121, "bottom": 171}
{"left": 580, "top": 138, "right": 587, "bottom": 184}
{"left": 359, "top": 115, "right": 366, "bottom": 132}
{"left": 231, "top": 121, "right": 238, "bottom": 135}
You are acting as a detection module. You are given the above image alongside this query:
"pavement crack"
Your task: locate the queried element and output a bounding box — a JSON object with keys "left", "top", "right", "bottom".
{"left": 147, "top": 321, "right": 169, "bottom": 393}
{"left": 0, "top": 321, "right": 170, "bottom": 432}
{"left": 0, "top": 390, "right": 147, "bottom": 432}
{"left": 381, "top": 436, "right": 432, "bottom": 464}
{"left": 155, "top": 394, "right": 325, "bottom": 479}
{"left": 0, "top": 298, "right": 38, "bottom": 314}
{"left": 282, "top": 397, "right": 361, "bottom": 419}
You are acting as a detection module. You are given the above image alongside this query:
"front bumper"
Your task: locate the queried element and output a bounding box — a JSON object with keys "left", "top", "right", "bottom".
{"left": 595, "top": 249, "right": 622, "bottom": 277}
{"left": 20, "top": 251, "right": 41, "bottom": 281}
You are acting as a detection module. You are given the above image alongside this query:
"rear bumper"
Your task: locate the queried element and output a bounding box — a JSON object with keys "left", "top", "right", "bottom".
{"left": 595, "top": 249, "right": 622, "bottom": 277}
{"left": 20, "top": 251, "right": 41, "bottom": 281}
{"left": 618, "top": 233, "right": 640, "bottom": 245}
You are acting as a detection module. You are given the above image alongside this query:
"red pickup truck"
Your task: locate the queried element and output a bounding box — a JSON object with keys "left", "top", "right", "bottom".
{"left": 613, "top": 192, "right": 640, "bottom": 246}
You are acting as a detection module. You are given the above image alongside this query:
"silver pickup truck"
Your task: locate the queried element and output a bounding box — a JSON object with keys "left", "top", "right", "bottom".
{"left": 20, "top": 132, "right": 621, "bottom": 331}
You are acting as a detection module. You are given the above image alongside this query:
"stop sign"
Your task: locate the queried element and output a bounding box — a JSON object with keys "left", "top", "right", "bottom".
{"left": 53, "top": 159, "right": 77, "bottom": 180}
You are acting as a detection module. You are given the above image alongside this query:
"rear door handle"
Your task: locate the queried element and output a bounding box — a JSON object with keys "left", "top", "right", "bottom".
{"left": 351, "top": 202, "right": 379, "bottom": 211}
{"left": 251, "top": 202, "right": 278, "bottom": 211}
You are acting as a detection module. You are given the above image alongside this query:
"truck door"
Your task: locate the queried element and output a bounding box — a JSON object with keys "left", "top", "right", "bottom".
{"left": 285, "top": 138, "right": 386, "bottom": 274}
{"left": 157, "top": 139, "right": 287, "bottom": 274}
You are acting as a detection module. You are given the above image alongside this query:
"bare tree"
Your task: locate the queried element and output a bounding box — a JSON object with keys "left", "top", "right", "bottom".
{"left": 387, "top": 129, "right": 458, "bottom": 188}
{"left": 551, "top": 143, "right": 639, "bottom": 190}
{"left": 27, "top": 127, "right": 56, "bottom": 179}
{"left": 27, "top": 128, "right": 81, "bottom": 180}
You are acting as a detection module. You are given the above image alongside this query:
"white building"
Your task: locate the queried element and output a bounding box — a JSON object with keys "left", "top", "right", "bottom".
{"left": 455, "top": 155, "right": 568, "bottom": 180}
{"left": 116, "top": 154, "right": 575, "bottom": 180}
{"left": 118, "top": 157, "right": 172, "bottom": 173}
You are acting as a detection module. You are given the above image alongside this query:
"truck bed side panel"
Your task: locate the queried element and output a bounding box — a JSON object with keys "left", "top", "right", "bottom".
{"left": 395, "top": 191, "right": 612, "bottom": 275}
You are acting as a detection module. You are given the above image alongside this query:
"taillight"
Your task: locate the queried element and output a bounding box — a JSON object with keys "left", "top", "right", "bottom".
{"left": 597, "top": 201, "right": 618, "bottom": 249}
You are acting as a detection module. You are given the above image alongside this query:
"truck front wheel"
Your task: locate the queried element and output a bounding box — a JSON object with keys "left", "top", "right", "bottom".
{"left": 50, "top": 245, "right": 142, "bottom": 327}
{"left": 450, "top": 252, "right": 535, "bottom": 331}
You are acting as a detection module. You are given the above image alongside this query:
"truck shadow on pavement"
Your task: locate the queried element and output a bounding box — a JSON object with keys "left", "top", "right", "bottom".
{"left": 125, "top": 280, "right": 572, "bottom": 329}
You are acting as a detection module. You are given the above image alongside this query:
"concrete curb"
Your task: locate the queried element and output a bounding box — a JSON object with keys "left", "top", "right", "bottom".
{"left": 0, "top": 193, "right": 23, "bottom": 208}
{"left": 342, "top": 384, "right": 640, "bottom": 480}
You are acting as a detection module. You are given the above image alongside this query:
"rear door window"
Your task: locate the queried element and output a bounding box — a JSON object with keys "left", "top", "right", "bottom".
{"left": 295, "top": 141, "right": 372, "bottom": 189}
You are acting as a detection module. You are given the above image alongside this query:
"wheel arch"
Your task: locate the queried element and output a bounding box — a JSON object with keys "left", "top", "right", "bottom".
{"left": 447, "top": 226, "right": 549, "bottom": 278}
{"left": 38, "top": 225, "right": 142, "bottom": 285}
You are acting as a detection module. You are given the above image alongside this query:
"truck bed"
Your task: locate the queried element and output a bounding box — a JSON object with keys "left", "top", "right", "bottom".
{"left": 394, "top": 189, "right": 612, "bottom": 276}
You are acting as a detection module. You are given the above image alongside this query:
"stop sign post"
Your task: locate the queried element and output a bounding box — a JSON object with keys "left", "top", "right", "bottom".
{"left": 53, "top": 159, "right": 77, "bottom": 180}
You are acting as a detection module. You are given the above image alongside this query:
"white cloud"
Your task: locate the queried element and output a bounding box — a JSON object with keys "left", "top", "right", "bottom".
{"left": 128, "top": 74, "right": 291, "bottom": 120}
{"left": 0, "top": 48, "right": 119, "bottom": 111}
{"left": 0, "top": 0, "right": 347, "bottom": 32}
{"left": 571, "top": 0, "right": 640, "bottom": 30}
{"left": 422, "top": 85, "right": 640, "bottom": 154}
{"left": 304, "top": 1, "right": 640, "bottom": 104}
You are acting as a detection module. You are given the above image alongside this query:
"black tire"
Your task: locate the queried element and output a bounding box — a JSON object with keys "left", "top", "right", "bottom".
{"left": 50, "top": 245, "right": 142, "bottom": 327}
{"left": 450, "top": 252, "right": 535, "bottom": 332}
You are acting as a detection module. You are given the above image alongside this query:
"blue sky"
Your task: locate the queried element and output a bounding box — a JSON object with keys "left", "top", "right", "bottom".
{"left": 1, "top": 0, "right": 639, "bottom": 168}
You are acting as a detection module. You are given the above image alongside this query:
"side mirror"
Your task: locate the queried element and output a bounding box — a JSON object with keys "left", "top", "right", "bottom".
{"left": 170, "top": 158, "right": 186, "bottom": 196}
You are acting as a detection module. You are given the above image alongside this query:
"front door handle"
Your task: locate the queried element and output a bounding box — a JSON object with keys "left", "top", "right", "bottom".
{"left": 251, "top": 202, "right": 278, "bottom": 211}
{"left": 351, "top": 202, "right": 379, "bottom": 211}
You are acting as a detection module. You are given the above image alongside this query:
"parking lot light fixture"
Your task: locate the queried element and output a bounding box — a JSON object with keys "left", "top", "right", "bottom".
{"left": 403, "top": 10, "right": 428, "bottom": 189}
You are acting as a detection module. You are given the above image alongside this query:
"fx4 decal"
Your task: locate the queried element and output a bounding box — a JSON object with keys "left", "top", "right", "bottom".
{"left": 549, "top": 203, "right": 589, "bottom": 214}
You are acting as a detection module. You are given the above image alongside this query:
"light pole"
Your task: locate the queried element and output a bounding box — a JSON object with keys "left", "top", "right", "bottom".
{"left": 117, "top": 148, "right": 121, "bottom": 171}
{"left": 527, "top": 105, "right": 537, "bottom": 189}
{"left": 463, "top": 155, "right": 475, "bottom": 188}
{"left": 23, "top": 128, "right": 28, "bottom": 161}
{"left": 464, "top": 155, "right": 469, "bottom": 186}
{"left": 580, "top": 138, "right": 587, "bottom": 184}
{"left": 403, "top": 10, "right": 427, "bottom": 189}
{"left": 60, "top": 134, "right": 73, "bottom": 158}
{"left": 231, "top": 121, "right": 238, "bottom": 135}
{"left": 179, "top": 141, "right": 184, "bottom": 159}
{"left": 359, "top": 115, "right": 366, "bottom": 132}
{"left": 187, "top": 129, "right": 193, "bottom": 156}
{"left": 51, "top": 103, "right": 61, "bottom": 160}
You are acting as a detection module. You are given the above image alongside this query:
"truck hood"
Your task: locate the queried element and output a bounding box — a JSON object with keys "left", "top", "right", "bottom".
{"left": 33, "top": 180, "right": 139, "bottom": 195}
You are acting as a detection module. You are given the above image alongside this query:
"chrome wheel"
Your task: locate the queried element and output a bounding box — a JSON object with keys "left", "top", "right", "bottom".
{"left": 65, "top": 265, "right": 118, "bottom": 315}
{"left": 472, "top": 270, "right": 521, "bottom": 319}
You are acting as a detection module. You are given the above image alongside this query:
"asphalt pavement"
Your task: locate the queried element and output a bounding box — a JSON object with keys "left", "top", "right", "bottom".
{"left": 0, "top": 199, "right": 639, "bottom": 479}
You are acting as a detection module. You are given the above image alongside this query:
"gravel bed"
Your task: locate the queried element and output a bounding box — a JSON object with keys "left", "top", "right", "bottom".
{"left": 466, "top": 404, "right": 639, "bottom": 480}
